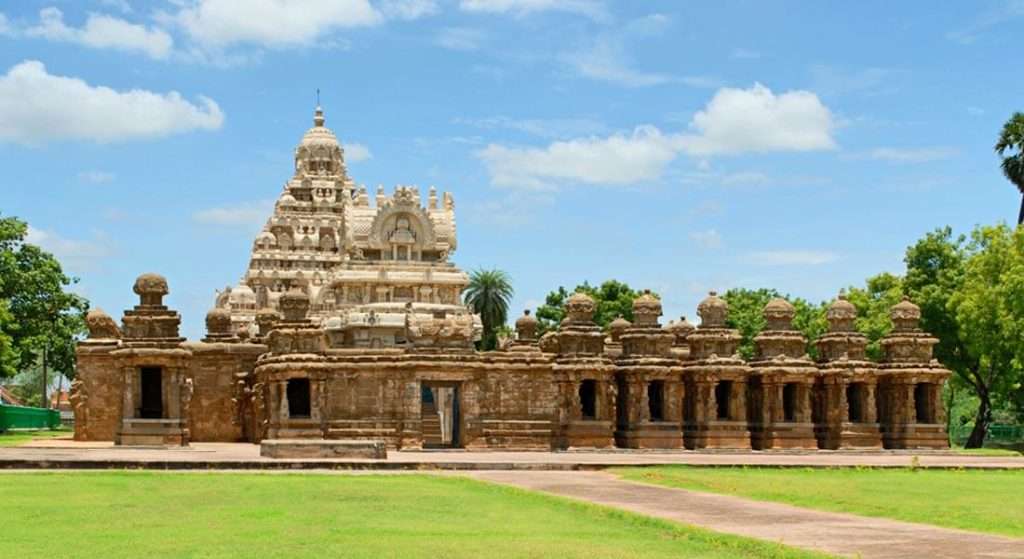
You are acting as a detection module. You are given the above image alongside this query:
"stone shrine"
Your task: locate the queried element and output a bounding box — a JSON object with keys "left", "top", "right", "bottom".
{"left": 73, "top": 107, "right": 952, "bottom": 451}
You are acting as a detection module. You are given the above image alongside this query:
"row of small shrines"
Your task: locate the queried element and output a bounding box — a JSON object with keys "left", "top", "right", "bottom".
{"left": 72, "top": 274, "right": 950, "bottom": 450}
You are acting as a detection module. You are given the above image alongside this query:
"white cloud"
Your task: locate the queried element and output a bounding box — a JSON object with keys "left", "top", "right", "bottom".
{"left": 193, "top": 200, "right": 273, "bottom": 227}
{"left": 477, "top": 125, "right": 679, "bottom": 189}
{"left": 0, "top": 13, "right": 12, "bottom": 36}
{"left": 562, "top": 37, "right": 673, "bottom": 87}
{"left": 380, "top": 0, "right": 439, "bottom": 19}
{"left": 719, "top": 171, "right": 771, "bottom": 186}
{"left": 456, "top": 115, "right": 606, "bottom": 139}
{"left": 163, "top": 0, "right": 383, "bottom": 49}
{"left": 78, "top": 170, "right": 116, "bottom": 184}
{"left": 344, "top": 142, "right": 372, "bottom": 162}
{"left": 689, "top": 229, "right": 722, "bottom": 249}
{"left": 25, "top": 226, "right": 112, "bottom": 272}
{"left": 459, "top": 0, "right": 608, "bottom": 20}
{"left": 466, "top": 191, "right": 554, "bottom": 227}
{"left": 866, "top": 147, "right": 959, "bottom": 164}
{"left": 677, "top": 83, "right": 836, "bottom": 156}
{"left": 747, "top": 250, "right": 838, "bottom": 266}
{"left": 0, "top": 60, "right": 223, "bottom": 145}
{"left": 477, "top": 84, "right": 836, "bottom": 188}
{"left": 967, "top": 106, "right": 985, "bottom": 116}
{"left": 435, "top": 27, "right": 486, "bottom": 51}
{"left": 25, "top": 8, "right": 173, "bottom": 60}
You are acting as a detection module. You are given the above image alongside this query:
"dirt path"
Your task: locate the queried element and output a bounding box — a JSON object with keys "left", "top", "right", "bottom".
{"left": 467, "top": 470, "right": 1024, "bottom": 559}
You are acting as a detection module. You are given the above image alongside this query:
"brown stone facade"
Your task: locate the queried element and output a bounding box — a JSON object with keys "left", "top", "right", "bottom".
{"left": 71, "top": 108, "right": 950, "bottom": 451}
{"left": 74, "top": 277, "right": 952, "bottom": 451}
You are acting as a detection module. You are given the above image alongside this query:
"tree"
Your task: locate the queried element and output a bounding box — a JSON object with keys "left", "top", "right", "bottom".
{"left": 535, "top": 280, "right": 648, "bottom": 334}
{"left": 721, "top": 288, "right": 828, "bottom": 360}
{"left": 463, "top": 269, "right": 513, "bottom": 351}
{"left": 995, "top": 112, "right": 1024, "bottom": 225}
{"left": 0, "top": 215, "right": 88, "bottom": 387}
{"left": 945, "top": 224, "right": 1024, "bottom": 447}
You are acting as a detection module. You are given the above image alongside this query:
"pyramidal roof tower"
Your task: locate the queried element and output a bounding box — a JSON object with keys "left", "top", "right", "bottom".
{"left": 213, "top": 105, "right": 475, "bottom": 347}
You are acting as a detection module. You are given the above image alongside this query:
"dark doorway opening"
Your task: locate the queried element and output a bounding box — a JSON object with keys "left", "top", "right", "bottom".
{"left": 783, "top": 383, "right": 798, "bottom": 422}
{"left": 715, "top": 381, "right": 733, "bottom": 420}
{"left": 914, "top": 383, "right": 932, "bottom": 423}
{"left": 847, "top": 383, "right": 865, "bottom": 423}
{"left": 421, "top": 383, "right": 461, "bottom": 448}
{"left": 287, "top": 378, "right": 311, "bottom": 418}
{"left": 647, "top": 381, "right": 665, "bottom": 421}
{"left": 139, "top": 367, "right": 163, "bottom": 419}
{"left": 579, "top": 379, "right": 597, "bottom": 420}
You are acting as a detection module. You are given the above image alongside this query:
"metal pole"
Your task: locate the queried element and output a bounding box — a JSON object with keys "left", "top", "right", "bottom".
{"left": 41, "top": 342, "right": 48, "bottom": 410}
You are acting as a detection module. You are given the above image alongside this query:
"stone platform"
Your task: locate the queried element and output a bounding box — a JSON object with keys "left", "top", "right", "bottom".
{"left": 1, "top": 440, "right": 1022, "bottom": 470}
{"left": 260, "top": 439, "right": 387, "bottom": 459}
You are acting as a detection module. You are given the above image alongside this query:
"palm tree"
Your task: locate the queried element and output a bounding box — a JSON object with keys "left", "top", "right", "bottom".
{"left": 463, "top": 269, "right": 514, "bottom": 351}
{"left": 995, "top": 112, "right": 1024, "bottom": 225}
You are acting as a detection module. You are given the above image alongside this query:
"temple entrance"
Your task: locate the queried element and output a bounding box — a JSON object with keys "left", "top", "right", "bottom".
{"left": 647, "top": 381, "right": 665, "bottom": 421}
{"left": 421, "top": 382, "right": 461, "bottom": 448}
{"left": 579, "top": 379, "right": 597, "bottom": 420}
{"left": 783, "top": 383, "right": 798, "bottom": 422}
{"left": 715, "top": 381, "right": 733, "bottom": 420}
{"left": 914, "top": 383, "right": 933, "bottom": 423}
{"left": 139, "top": 367, "right": 163, "bottom": 419}
{"left": 286, "top": 378, "right": 311, "bottom": 418}
{"left": 847, "top": 383, "right": 865, "bottom": 423}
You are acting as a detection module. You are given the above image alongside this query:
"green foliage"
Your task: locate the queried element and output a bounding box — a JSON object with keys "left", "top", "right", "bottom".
{"left": 721, "top": 288, "right": 828, "bottom": 360}
{"left": 535, "top": 280, "right": 649, "bottom": 335}
{"left": 995, "top": 112, "right": 1024, "bottom": 193}
{"left": 0, "top": 214, "right": 89, "bottom": 379}
{"left": 463, "top": 268, "right": 514, "bottom": 351}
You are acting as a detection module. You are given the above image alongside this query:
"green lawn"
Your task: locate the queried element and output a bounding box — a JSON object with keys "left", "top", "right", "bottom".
{"left": 0, "top": 428, "right": 70, "bottom": 447}
{"left": 613, "top": 466, "right": 1024, "bottom": 537}
{"left": 0, "top": 473, "right": 827, "bottom": 559}
{"left": 952, "top": 446, "right": 1022, "bottom": 456}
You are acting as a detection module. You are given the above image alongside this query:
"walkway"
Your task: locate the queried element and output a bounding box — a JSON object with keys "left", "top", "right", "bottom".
{"left": 468, "top": 470, "right": 1024, "bottom": 559}
{"left": 1, "top": 440, "right": 1023, "bottom": 470}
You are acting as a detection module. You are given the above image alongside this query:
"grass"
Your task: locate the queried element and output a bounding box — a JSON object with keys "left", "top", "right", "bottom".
{"left": 0, "top": 472, "right": 828, "bottom": 559}
{"left": 0, "top": 428, "right": 70, "bottom": 447}
{"left": 613, "top": 466, "right": 1024, "bottom": 538}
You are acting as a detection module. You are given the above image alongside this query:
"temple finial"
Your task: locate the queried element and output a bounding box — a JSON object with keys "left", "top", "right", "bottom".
{"left": 313, "top": 90, "right": 324, "bottom": 127}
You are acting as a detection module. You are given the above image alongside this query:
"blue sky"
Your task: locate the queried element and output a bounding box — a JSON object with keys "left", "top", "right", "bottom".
{"left": 1, "top": 0, "right": 1022, "bottom": 339}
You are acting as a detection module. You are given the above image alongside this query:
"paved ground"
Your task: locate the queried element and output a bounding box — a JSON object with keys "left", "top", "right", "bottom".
{"left": 468, "top": 470, "right": 1024, "bottom": 559}
{"left": 2, "top": 439, "right": 1023, "bottom": 469}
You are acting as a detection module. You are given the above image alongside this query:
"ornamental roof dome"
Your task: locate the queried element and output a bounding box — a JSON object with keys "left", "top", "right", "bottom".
{"left": 228, "top": 284, "right": 256, "bottom": 307}
{"left": 890, "top": 296, "right": 921, "bottom": 331}
{"left": 564, "top": 291, "right": 596, "bottom": 323}
{"left": 665, "top": 316, "right": 695, "bottom": 338}
{"left": 299, "top": 106, "right": 340, "bottom": 150}
{"left": 256, "top": 231, "right": 276, "bottom": 245}
{"left": 763, "top": 297, "right": 796, "bottom": 330}
{"left": 763, "top": 297, "right": 795, "bottom": 318}
{"left": 205, "top": 307, "right": 232, "bottom": 335}
{"left": 515, "top": 309, "right": 538, "bottom": 328}
{"left": 609, "top": 315, "right": 632, "bottom": 330}
{"left": 697, "top": 291, "right": 728, "bottom": 328}
{"left": 826, "top": 293, "right": 858, "bottom": 332}
{"left": 278, "top": 192, "right": 297, "bottom": 205}
{"left": 133, "top": 273, "right": 168, "bottom": 296}
{"left": 632, "top": 289, "right": 662, "bottom": 326}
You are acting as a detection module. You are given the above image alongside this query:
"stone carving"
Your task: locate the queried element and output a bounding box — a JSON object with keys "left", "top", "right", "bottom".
{"left": 134, "top": 272, "right": 169, "bottom": 306}
{"left": 697, "top": 291, "right": 728, "bottom": 329}
{"left": 85, "top": 308, "right": 121, "bottom": 339}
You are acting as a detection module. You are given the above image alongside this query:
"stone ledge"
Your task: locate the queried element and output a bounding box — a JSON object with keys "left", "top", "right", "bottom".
{"left": 260, "top": 438, "right": 387, "bottom": 459}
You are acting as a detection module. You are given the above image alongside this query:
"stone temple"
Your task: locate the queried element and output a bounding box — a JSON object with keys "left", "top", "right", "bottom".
{"left": 72, "top": 107, "right": 952, "bottom": 451}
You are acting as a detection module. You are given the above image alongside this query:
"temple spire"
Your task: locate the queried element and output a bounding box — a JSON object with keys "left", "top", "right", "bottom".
{"left": 313, "top": 89, "right": 325, "bottom": 127}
